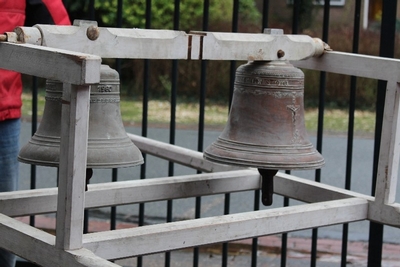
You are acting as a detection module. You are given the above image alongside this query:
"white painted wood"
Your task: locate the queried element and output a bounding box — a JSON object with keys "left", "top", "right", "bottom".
{"left": 83, "top": 198, "right": 368, "bottom": 259}
{"left": 0, "top": 213, "right": 119, "bottom": 267}
{"left": 274, "top": 172, "right": 374, "bottom": 203}
{"left": 293, "top": 51, "right": 400, "bottom": 82}
{"left": 56, "top": 84, "right": 90, "bottom": 250}
{"left": 374, "top": 81, "right": 400, "bottom": 205}
{"left": 0, "top": 42, "right": 101, "bottom": 84}
{"left": 85, "top": 170, "right": 260, "bottom": 208}
{"left": 34, "top": 24, "right": 189, "bottom": 59}
{"left": 127, "top": 133, "right": 240, "bottom": 172}
{"left": 369, "top": 202, "right": 400, "bottom": 227}
{"left": 0, "top": 188, "right": 58, "bottom": 216}
{"left": 189, "top": 34, "right": 202, "bottom": 60}
{"left": 1, "top": 170, "right": 377, "bottom": 217}
{"left": 192, "top": 31, "right": 320, "bottom": 61}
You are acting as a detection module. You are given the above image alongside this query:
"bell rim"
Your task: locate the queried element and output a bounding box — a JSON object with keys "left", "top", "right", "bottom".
{"left": 18, "top": 155, "right": 144, "bottom": 169}
{"left": 203, "top": 150, "right": 325, "bottom": 170}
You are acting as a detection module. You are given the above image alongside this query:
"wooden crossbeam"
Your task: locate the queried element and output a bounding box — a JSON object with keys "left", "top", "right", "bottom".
{"left": 82, "top": 198, "right": 368, "bottom": 259}
{"left": 0, "top": 42, "right": 101, "bottom": 84}
{"left": 0, "top": 213, "right": 118, "bottom": 267}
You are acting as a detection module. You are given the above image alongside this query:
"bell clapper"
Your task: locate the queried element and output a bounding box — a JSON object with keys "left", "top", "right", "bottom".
{"left": 85, "top": 168, "right": 93, "bottom": 191}
{"left": 258, "top": 169, "right": 278, "bottom": 206}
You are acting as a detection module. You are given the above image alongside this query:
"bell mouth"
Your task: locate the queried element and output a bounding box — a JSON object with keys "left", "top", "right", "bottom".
{"left": 204, "top": 138, "right": 324, "bottom": 170}
{"left": 18, "top": 137, "right": 144, "bottom": 169}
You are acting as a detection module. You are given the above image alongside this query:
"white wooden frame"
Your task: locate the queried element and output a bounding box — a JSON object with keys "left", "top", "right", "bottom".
{"left": 0, "top": 25, "right": 399, "bottom": 266}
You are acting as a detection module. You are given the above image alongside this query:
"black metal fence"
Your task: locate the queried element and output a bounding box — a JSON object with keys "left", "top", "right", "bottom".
{"left": 20, "top": 0, "right": 397, "bottom": 266}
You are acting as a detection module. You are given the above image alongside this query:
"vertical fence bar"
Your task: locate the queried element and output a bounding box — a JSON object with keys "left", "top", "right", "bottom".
{"left": 193, "top": 1, "right": 209, "bottom": 266}
{"left": 340, "top": 1, "right": 361, "bottom": 266}
{"left": 311, "top": 1, "right": 330, "bottom": 267}
{"left": 222, "top": 1, "right": 239, "bottom": 266}
{"left": 165, "top": 1, "right": 180, "bottom": 266}
{"left": 29, "top": 77, "right": 38, "bottom": 227}
{"left": 250, "top": 2, "right": 269, "bottom": 266}
{"left": 279, "top": 1, "right": 301, "bottom": 266}
{"left": 88, "top": 0, "right": 95, "bottom": 20}
{"left": 137, "top": 1, "right": 152, "bottom": 267}
{"left": 109, "top": 0, "right": 124, "bottom": 233}
{"left": 368, "top": 1, "right": 397, "bottom": 266}
{"left": 82, "top": 0, "right": 96, "bottom": 235}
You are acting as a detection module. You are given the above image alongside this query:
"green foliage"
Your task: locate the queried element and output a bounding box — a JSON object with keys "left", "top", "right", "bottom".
{"left": 65, "top": 0, "right": 260, "bottom": 31}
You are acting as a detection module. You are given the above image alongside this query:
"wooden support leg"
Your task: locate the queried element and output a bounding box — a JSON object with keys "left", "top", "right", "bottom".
{"left": 56, "top": 84, "right": 90, "bottom": 250}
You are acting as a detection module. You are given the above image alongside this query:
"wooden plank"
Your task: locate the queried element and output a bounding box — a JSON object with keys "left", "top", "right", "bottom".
{"left": 369, "top": 202, "right": 400, "bottom": 227}
{"left": 0, "top": 42, "right": 101, "bottom": 84}
{"left": 127, "top": 133, "right": 240, "bottom": 172}
{"left": 56, "top": 84, "right": 90, "bottom": 250}
{"left": 35, "top": 24, "right": 189, "bottom": 59}
{"left": 83, "top": 198, "right": 368, "bottom": 259}
{"left": 1, "top": 170, "right": 376, "bottom": 217}
{"left": 374, "top": 81, "right": 400, "bottom": 204}
{"left": 85, "top": 170, "right": 259, "bottom": 208}
{"left": 293, "top": 51, "right": 400, "bottom": 82}
{"left": 0, "top": 170, "right": 259, "bottom": 216}
{"left": 0, "top": 214, "right": 119, "bottom": 267}
{"left": 0, "top": 188, "right": 57, "bottom": 216}
{"left": 196, "top": 31, "right": 319, "bottom": 61}
{"left": 274, "top": 172, "right": 374, "bottom": 202}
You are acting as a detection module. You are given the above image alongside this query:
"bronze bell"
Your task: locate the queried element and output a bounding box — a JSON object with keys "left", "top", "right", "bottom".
{"left": 19, "top": 65, "right": 144, "bottom": 171}
{"left": 204, "top": 60, "right": 324, "bottom": 205}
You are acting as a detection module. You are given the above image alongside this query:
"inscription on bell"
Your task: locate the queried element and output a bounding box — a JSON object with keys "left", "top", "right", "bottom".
{"left": 235, "top": 75, "right": 304, "bottom": 88}
{"left": 97, "top": 85, "right": 113, "bottom": 92}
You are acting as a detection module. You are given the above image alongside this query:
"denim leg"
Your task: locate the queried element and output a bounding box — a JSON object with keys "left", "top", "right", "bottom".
{"left": 0, "top": 118, "right": 20, "bottom": 267}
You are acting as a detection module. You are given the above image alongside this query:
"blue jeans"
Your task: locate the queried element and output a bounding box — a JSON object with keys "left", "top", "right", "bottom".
{"left": 0, "top": 118, "right": 20, "bottom": 267}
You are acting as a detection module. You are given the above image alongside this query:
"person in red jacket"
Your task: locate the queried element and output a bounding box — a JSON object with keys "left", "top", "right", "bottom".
{"left": 0, "top": 1, "right": 70, "bottom": 266}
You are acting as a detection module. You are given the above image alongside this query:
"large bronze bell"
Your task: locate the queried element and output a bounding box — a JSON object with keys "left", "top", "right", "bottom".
{"left": 204, "top": 60, "right": 324, "bottom": 205}
{"left": 19, "top": 65, "right": 144, "bottom": 171}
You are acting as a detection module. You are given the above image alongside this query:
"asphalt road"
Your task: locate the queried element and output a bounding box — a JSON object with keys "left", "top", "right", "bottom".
{"left": 17, "top": 122, "right": 400, "bottom": 244}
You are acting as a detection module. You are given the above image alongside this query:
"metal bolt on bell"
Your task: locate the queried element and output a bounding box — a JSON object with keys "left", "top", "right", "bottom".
{"left": 204, "top": 60, "right": 324, "bottom": 206}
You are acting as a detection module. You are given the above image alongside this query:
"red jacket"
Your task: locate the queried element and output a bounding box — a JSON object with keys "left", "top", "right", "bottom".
{"left": 0, "top": 0, "right": 70, "bottom": 121}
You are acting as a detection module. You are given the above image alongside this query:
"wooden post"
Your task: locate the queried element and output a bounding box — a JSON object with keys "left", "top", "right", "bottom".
{"left": 374, "top": 81, "right": 400, "bottom": 205}
{"left": 56, "top": 83, "right": 91, "bottom": 250}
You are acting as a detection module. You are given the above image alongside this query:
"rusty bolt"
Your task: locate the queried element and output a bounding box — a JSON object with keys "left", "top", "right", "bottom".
{"left": 277, "top": 49, "right": 285, "bottom": 58}
{"left": 86, "top": 25, "right": 99, "bottom": 41}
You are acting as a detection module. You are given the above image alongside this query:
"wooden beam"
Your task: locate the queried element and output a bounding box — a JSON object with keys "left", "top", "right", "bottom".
{"left": 274, "top": 172, "right": 374, "bottom": 202}
{"left": 0, "top": 170, "right": 375, "bottom": 217}
{"left": 0, "top": 214, "right": 118, "bottom": 267}
{"left": 34, "top": 24, "right": 189, "bottom": 59}
{"left": 369, "top": 202, "right": 400, "bottom": 227}
{"left": 374, "top": 81, "right": 400, "bottom": 204}
{"left": 192, "top": 31, "right": 319, "bottom": 61}
{"left": 127, "top": 133, "right": 239, "bottom": 172}
{"left": 293, "top": 51, "right": 400, "bottom": 82}
{"left": 83, "top": 198, "right": 368, "bottom": 259}
{"left": 0, "top": 42, "right": 101, "bottom": 84}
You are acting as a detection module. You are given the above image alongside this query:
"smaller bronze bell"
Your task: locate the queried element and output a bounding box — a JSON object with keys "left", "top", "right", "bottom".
{"left": 19, "top": 65, "right": 143, "bottom": 169}
{"left": 204, "top": 60, "right": 324, "bottom": 205}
